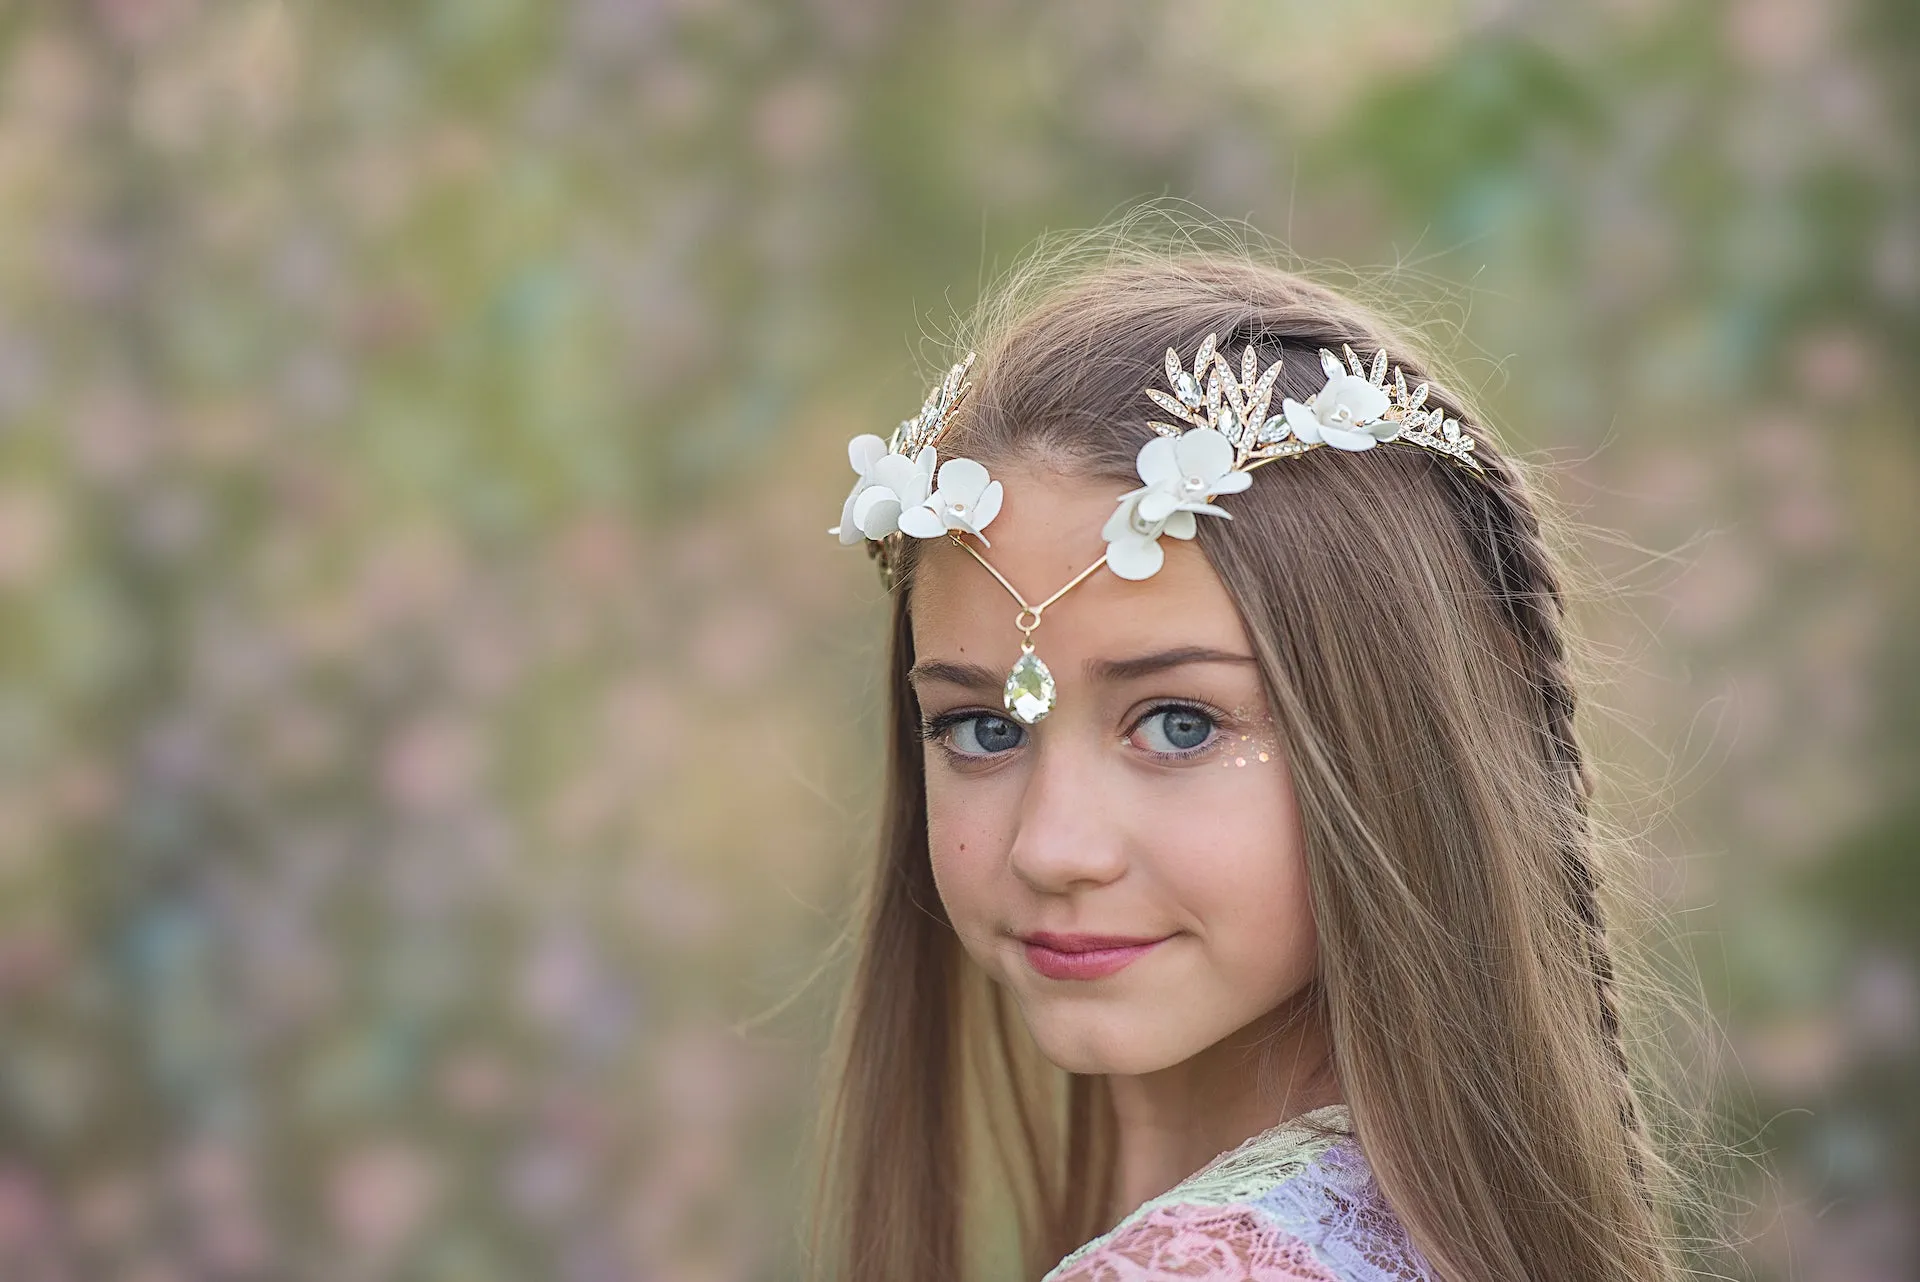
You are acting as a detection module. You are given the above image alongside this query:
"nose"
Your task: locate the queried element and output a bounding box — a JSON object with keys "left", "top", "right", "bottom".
{"left": 1005, "top": 735, "right": 1128, "bottom": 894}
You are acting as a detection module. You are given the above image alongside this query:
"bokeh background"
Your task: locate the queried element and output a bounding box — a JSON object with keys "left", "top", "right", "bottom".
{"left": 0, "top": 1, "right": 1914, "bottom": 1279}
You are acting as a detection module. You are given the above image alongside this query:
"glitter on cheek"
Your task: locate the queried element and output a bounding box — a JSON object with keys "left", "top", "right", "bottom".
{"left": 1219, "top": 707, "right": 1285, "bottom": 768}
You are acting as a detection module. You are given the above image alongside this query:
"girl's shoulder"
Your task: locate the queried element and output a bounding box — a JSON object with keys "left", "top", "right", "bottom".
{"left": 1042, "top": 1104, "right": 1437, "bottom": 1282}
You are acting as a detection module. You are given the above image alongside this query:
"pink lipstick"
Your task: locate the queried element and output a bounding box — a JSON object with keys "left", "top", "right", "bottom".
{"left": 1019, "top": 932, "right": 1171, "bottom": 981}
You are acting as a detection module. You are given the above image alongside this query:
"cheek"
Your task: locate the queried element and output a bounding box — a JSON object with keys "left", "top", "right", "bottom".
{"left": 1172, "top": 768, "right": 1317, "bottom": 979}
{"left": 924, "top": 766, "right": 1010, "bottom": 932}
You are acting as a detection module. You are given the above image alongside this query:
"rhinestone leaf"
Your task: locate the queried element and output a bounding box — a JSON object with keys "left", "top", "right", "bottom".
{"left": 1241, "top": 344, "right": 1259, "bottom": 388}
{"left": 1148, "top": 388, "right": 1202, "bottom": 426}
{"left": 1165, "top": 347, "right": 1184, "bottom": 390}
{"left": 946, "top": 353, "right": 973, "bottom": 402}
{"left": 1004, "top": 651, "right": 1056, "bottom": 725}
{"left": 1194, "top": 333, "right": 1217, "bottom": 381}
{"left": 1246, "top": 361, "right": 1282, "bottom": 431}
{"left": 1214, "top": 352, "right": 1247, "bottom": 421}
{"left": 1369, "top": 348, "right": 1388, "bottom": 386}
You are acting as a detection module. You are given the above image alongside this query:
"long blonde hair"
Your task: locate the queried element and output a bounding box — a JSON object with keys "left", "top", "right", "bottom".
{"left": 805, "top": 226, "right": 1718, "bottom": 1282}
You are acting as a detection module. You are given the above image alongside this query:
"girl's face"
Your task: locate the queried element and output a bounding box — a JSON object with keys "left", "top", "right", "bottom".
{"left": 908, "top": 467, "right": 1320, "bottom": 1077}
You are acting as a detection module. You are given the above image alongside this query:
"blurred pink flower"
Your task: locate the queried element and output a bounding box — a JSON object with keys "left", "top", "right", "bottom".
{"left": 95, "top": 0, "right": 194, "bottom": 49}
{"left": 1767, "top": 488, "right": 1839, "bottom": 554}
{"left": 687, "top": 596, "right": 787, "bottom": 689}
{"left": 545, "top": 767, "right": 623, "bottom": 845}
{"left": 605, "top": 677, "right": 682, "bottom": 771}
{"left": 381, "top": 714, "right": 485, "bottom": 814}
{"left": 438, "top": 1047, "right": 517, "bottom": 1118}
{"left": 355, "top": 528, "right": 465, "bottom": 630}
{"left": 519, "top": 929, "right": 599, "bottom": 1031}
{"left": 1751, "top": 418, "right": 1820, "bottom": 477}
{"left": 51, "top": 757, "right": 118, "bottom": 822}
{"left": 72, "top": 1170, "right": 149, "bottom": 1253}
{"left": 197, "top": 1207, "right": 272, "bottom": 1276}
{"left": 180, "top": 402, "right": 266, "bottom": 468}
{"left": 1725, "top": 0, "right": 1833, "bottom": 74}
{"left": 449, "top": 617, "right": 525, "bottom": 700}
{"left": 10, "top": 31, "right": 94, "bottom": 131}
{"left": 1790, "top": 328, "right": 1873, "bottom": 401}
{"left": 0, "top": 925, "right": 63, "bottom": 999}
{"left": 1666, "top": 535, "right": 1763, "bottom": 639}
{"left": 1849, "top": 952, "right": 1918, "bottom": 1051}
{"left": 553, "top": 511, "right": 638, "bottom": 591}
{"left": 256, "top": 698, "right": 347, "bottom": 783}
{"left": 750, "top": 77, "right": 844, "bottom": 169}
{"left": 1622, "top": 446, "right": 1714, "bottom": 517}
{"left": 655, "top": 1028, "right": 758, "bottom": 1131}
{"left": 505, "top": 1140, "right": 589, "bottom": 1225}
{"left": 0, "top": 1165, "right": 50, "bottom": 1255}
{"left": 325, "top": 1139, "right": 441, "bottom": 1259}
{"left": 173, "top": 1138, "right": 251, "bottom": 1219}
{"left": 620, "top": 861, "right": 727, "bottom": 947}
{"left": 0, "top": 486, "right": 62, "bottom": 586}
{"left": 72, "top": 390, "right": 156, "bottom": 482}
{"left": 1741, "top": 1013, "right": 1847, "bottom": 1094}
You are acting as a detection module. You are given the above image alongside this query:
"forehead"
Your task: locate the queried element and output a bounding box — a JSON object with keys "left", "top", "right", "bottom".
{"left": 908, "top": 469, "right": 1248, "bottom": 662}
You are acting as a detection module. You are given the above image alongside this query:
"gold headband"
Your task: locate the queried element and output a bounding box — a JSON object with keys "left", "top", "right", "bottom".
{"left": 828, "top": 335, "right": 1484, "bottom": 724}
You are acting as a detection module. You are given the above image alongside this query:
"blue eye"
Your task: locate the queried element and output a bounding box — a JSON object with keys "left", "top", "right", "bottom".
{"left": 1131, "top": 705, "right": 1217, "bottom": 754}
{"left": 929, "top": 712, "right": 1026, "bottom": 757}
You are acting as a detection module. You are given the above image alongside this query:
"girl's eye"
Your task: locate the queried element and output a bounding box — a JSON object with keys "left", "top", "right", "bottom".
{"left": 931, "top": 713, "right": 1027, "bottom": 757}
{"left": 1130, "top": 705, "right": 1218, "bottom": 755}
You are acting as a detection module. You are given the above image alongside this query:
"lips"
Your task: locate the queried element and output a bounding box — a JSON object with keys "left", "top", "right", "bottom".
{"left": 1019, "top": 932, "right": 1172, "bottom": 980}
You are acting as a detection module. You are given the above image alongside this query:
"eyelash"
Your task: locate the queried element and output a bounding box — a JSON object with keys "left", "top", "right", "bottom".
{"left": 918, "top": 701, "right": 1229, "bottom": 766}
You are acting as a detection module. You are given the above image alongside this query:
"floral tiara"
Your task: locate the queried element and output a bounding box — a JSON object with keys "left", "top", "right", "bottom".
{"left": 828, "top": 335, "right": 1485, "bottom": 725}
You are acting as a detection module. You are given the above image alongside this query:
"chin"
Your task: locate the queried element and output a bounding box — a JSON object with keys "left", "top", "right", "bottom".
{"left": 1023, "top": 1011, "right": 1196, "bottom": 1077}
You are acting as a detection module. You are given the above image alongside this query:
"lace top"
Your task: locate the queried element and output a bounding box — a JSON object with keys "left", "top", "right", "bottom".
{"left": 1042, "top": 1104, "right": 1437, "bottom": 1282}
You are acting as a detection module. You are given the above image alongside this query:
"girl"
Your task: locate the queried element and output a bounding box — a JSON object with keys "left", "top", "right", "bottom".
{"left": 806, "top": 235, "right": 1704, "bottom": 1281}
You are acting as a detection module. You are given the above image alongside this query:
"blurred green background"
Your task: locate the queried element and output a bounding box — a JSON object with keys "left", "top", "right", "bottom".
{"left": 0, "top": 1, "right": 1913, "bottom": 1279}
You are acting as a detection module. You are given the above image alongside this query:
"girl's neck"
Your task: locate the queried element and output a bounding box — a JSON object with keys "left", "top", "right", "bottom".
{"left": 1102, "top": 1003, "right": 1341, "bottom": 1226}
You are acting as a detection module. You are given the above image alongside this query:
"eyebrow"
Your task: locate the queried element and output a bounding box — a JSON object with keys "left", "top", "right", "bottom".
{"left": 908, "top": 646, "right": 1258, "bottom": 693}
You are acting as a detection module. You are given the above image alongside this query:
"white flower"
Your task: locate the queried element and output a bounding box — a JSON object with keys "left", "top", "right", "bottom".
{"left": 1281, "top": 355, "right": 1400, "bottom": 452}
{"left": 1100, "top": 430, "right": 1250, "bottom": 581}
{"left": 1131, "top": 429, "right": 1252, "bottom": 523}
{"left": 898, "top": 457, "right": 1004, "bottom": 545}
{"left": 829, "top": 435, "right": 938, "bottom": 542}
{"left": 1101, "top": 489, "right": 1195, "bottom": 580}
{"left": 829, "top": 434, "right": 889, "bottom": 544}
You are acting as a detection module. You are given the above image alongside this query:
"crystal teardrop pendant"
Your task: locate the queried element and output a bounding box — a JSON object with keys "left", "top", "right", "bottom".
{"left": 1003, "top": 650, "right": 1056, "bottom": 725}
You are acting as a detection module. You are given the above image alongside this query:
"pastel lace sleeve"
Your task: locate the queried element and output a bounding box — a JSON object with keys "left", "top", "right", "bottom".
{"left": 1044, "top": 1200, "right": 1341, "bottom": 1282}
{"left": 1040, "top": 1106, "right": 1438, "bottom": 1282}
